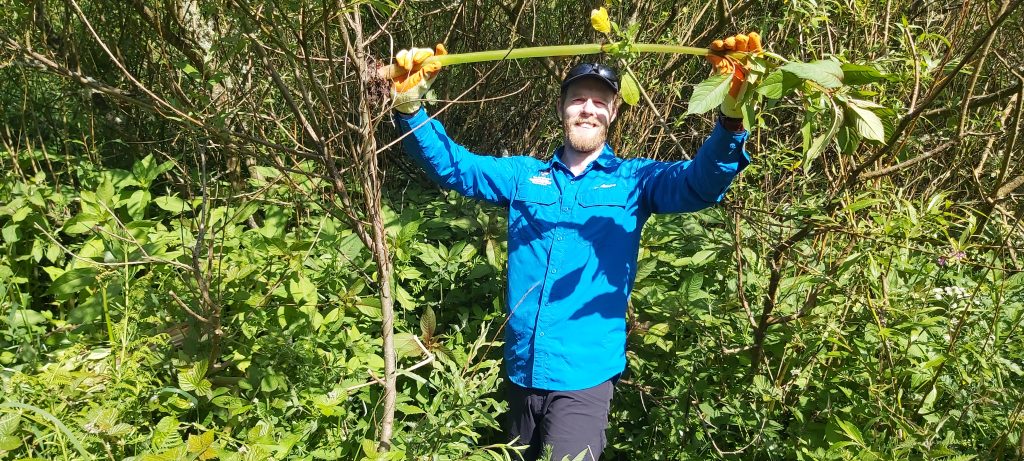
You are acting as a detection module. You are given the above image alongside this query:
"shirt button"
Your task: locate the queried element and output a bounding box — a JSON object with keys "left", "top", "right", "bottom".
{"left": 539, "top": 332, "right": 545, "bottom": 337}
{"left": 729, "top": 143, "right": 737, "bottom": 149}
{"left": 562, "top": 207, "right": 569, "bottom": 212}
{"left": 570, "top": 180, "right": 575, "bottom": 184}
{"left": 550, "top": 268, "right": 557, "bottom": 274}
{"left": 557, "top": 236, "right": 563, "bottom": 241}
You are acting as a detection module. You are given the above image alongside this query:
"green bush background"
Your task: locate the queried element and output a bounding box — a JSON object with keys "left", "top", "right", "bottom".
{"left": 1, "top": 0, "right": 1023, "bottom": 459}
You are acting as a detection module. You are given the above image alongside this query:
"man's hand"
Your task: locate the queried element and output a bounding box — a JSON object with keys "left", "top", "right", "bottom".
{"left": 705, "top": 32, "right": 763, "bottom": 119}
{"left": 391, "top": 44, "right": 447, "bottom": 114}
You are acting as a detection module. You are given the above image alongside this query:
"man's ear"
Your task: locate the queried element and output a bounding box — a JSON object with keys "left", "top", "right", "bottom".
{"left": 609, "top": 96, "right": 620, "bottom": 123}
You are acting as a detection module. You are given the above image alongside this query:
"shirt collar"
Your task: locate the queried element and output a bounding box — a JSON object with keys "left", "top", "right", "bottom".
{"left": 547, "top": 143, "right": 619, "bottom": 172}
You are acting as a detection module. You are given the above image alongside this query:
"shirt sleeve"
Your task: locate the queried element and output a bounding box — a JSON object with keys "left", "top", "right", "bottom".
{"left": 395, "top": 108, "right": 519, "bottom": 206}
{"left": 637, "top": 120, "right": 750, "bottom": 214}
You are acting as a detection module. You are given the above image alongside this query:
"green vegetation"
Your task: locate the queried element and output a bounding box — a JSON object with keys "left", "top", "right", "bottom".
{"left": 1, "top": 0, "right": 1023, "bottom": 459}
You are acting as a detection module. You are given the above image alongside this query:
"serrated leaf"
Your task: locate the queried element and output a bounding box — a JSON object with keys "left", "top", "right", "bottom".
{"left": 781, "top": 60, "right": 844, "bottom": 89}
{"left": 620, "top": 72, "right": 641, "bottom": 106}
{"left": 846, "top": 100, "right": 886, "bottom": 142}
{"left": 178, "top": 361, "right": 212, "bottom": 398}
{"left": 152, "top": 416, "right": 182, "bottom": 451}
{"left": 686, "top": 74, "right": 731, "bottom": 115}
{"left": 420, "top": 305, "right": 436, "bottom": 339}
{"left": 186, "top": 430, "right": 215, "bottom": 458}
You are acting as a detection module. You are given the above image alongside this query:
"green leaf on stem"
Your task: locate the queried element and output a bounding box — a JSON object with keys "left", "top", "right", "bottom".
{"left": 756, "top": 70, "right": 801, "bottom": 99}
{"left": 805, "top": 101, "right": 844, "bottom": 173}
{"left": 620, "top": 72, "right": 641, "bottom": 106}
{"left": 685, "top": 74, "right": 731, "bottom": 115}
{"left": 420, "top": 305, "right": 437, "bottom": 339}
{"left": 781, "top": 60, "right": 844, "bottom": 89}
{"left": 841, "top": 63, "right": 890, "bottom": 85}
{"left": 845, "top": 99, "right": 886, "bottom": 142}
{"left": 836, "top": 125, "right": 860, "bottom": 155}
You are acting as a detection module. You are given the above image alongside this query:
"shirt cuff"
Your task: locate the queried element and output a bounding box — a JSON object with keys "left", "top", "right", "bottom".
{"left": 394, "top": 106, "right": 430, "bottom": 130}
{"left": 707, "top": 119, "right": 751, "bottom": 169}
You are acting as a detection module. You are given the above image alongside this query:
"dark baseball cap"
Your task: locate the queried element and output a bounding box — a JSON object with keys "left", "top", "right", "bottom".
{"left": 560, "top": 62, "right": 620, "bottom": 95}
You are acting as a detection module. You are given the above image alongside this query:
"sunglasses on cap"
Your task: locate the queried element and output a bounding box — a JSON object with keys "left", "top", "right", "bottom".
{"left": 560, "top": 63, "right": 620, "bottom": 94}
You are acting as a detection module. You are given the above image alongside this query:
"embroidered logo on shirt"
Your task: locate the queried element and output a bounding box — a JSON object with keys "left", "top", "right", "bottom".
{"left": 596, "top": 183, "right": 618, "bottom": 189}
{"left": 530, "top": 175, "right": 552, "bottom": 186}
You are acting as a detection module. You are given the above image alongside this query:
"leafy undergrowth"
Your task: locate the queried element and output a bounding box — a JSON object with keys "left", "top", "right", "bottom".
{"left": 2, "top": 151, "right": 1021, "bottom": 460}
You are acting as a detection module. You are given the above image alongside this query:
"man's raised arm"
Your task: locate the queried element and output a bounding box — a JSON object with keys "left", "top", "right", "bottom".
{"left": 391, "top": 45, "right": 519, "bottom": 206}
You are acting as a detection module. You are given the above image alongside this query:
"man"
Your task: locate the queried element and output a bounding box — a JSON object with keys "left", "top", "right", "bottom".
{"left": 391, "top": 34, "right": 760, "bottom": 460}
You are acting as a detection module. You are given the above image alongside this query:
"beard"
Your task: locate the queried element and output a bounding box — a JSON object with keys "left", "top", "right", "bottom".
{"left": 563, "top": 114, "right": 608, "bottom": 153}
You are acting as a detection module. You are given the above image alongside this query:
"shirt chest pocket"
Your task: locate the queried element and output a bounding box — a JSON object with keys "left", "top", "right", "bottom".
{"left": 511, "top": 181, "right": 559, "bottom": 236}
{"left": 576, "top": 186, "right": 629, "bottom": 244}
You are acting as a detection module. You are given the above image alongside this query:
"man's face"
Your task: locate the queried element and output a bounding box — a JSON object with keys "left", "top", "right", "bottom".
{"left": 558, "top": 79, "right": 618, "bottom": 153}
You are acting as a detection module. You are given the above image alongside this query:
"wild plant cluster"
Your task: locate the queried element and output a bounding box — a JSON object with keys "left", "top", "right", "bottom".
{"left": 1, "top": 0, "right": 1022, "bottom": 459}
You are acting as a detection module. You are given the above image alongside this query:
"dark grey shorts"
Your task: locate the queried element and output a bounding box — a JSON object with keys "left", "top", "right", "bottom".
{"left": 506, "top": 379, "right": 615, "bottom": 461}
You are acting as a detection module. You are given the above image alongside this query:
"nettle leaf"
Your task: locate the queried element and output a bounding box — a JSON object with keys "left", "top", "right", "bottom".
{"left": 781, "top": 60, "right": 844, "bottom": 89}
{"left": 686, "top": 74, "right": 731, "bottom": 115}
{"left": 845, "top": 99, "right": 886, "bottom": 142}
{"left": 620, "top": 72, "right": 641, "bottom": 106}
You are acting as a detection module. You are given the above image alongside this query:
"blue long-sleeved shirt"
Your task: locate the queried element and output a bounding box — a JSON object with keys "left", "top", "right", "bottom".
{"left": 396, "top": 107, "right": 749, "bottom": 391}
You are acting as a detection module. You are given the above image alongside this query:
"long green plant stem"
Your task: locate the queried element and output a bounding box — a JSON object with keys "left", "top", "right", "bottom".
{"left": 377, "top": 43, "right": 746, "bottom": 78}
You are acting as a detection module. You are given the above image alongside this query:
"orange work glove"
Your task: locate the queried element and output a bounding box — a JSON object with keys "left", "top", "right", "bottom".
{"left": 705, "top": 32, "right": 763, "bottom": 118}
{"left": 391, "top": 44, "right": 447, "bottom": 114}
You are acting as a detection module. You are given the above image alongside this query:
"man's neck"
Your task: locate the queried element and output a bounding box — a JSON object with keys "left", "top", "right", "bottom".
{"left": 560, "top": 143, "right": 603, "bottom": 176}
